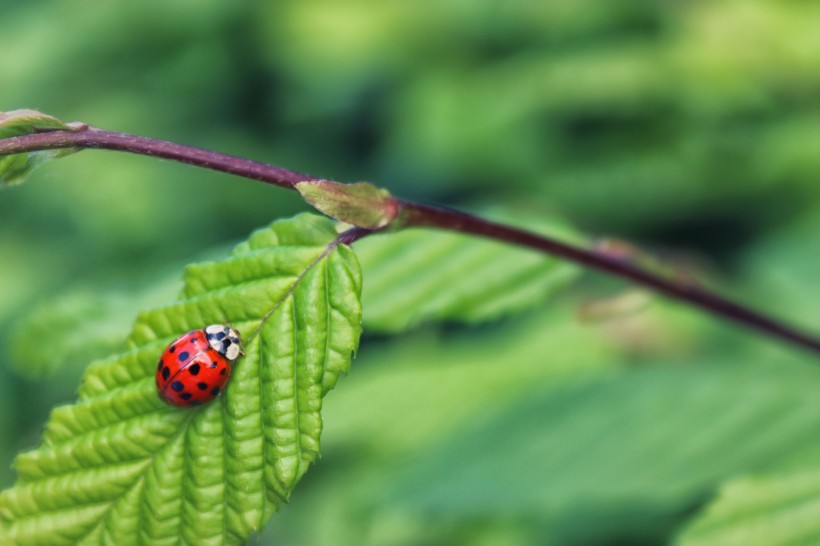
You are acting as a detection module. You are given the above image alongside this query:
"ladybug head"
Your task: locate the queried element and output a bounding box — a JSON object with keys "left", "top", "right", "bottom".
{"left": 205, "top": 324, "right": 244, "bottom": 361}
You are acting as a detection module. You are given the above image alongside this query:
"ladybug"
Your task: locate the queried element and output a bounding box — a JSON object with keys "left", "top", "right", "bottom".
{"left": 156, "top": 324, "right": 244, "bottom": 407}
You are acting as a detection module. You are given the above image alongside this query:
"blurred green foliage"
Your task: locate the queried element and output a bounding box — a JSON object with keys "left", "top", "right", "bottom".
{"left": 1, "top": 1, "right": 818, "bottom": 544}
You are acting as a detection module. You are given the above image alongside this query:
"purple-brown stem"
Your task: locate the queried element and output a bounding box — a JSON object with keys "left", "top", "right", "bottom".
{"left": 398, "top": 202, "right": 820, "bottom": 353}
{"left": 1, "top": 128, "right": 818, "bottom": 354}
{"left": 4, "top": 128, "right": 315, "bottom": 189}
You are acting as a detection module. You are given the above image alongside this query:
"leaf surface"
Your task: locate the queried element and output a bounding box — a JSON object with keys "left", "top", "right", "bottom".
{"left": 9, "top": 284, "right": 175, "bottom": 380}
{"left": 357, "top": 211, "right": 584, "bottom": 332}
{"left": 261, "top": 305, "right": 618, "bottom": 545}
{"left": 0, "top": 213, "right": 363, "bottom": 546}
{"left": 675, "top": 469, "right": 820, "bottom": 546}
{"left": 374, "top": 355, "right": 820, "bottom": 544}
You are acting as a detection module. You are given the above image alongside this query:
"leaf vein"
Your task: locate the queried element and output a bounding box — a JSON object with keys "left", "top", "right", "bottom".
{"left": 75, "top": 412, "right": 195, "bottom": 544}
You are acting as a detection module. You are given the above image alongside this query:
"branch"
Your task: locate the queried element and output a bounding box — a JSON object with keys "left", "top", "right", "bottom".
{"left": 398, "top": 202, "right": 820, "bottom": 354}
{"left": 0, "top": 127, "right": 317, "bottom": 189}
{"left": 1, "top": 127, "right": 818, "bottom": 355}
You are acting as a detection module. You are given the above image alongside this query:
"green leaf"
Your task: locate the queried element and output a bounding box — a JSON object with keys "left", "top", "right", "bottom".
{"left": 9, "top": 292, "right": 131, "bottom": 379}
{"left": 372, "top": 356, "right": 820, "bottom": 544}
{"left": 323, "top": 305, "right": 616, "bottom": 459}
{"left": 260, "top": 304, "right": 618, "bottom": 545}
{"left": 675, "top": 469, "right": 820, "bottom": 546}
{"left": 0, "top": 213, "right": 363, "bottom": 546}
{"left": 744, "top": 208, "right": 820, "bottom": 327}
{"left": 0, "top": 109, "right": 76, "bottom": 187}
{"left": 356, "top": 210, "right": 584, "bottom": 332}
{"left": 8, "top": 283, "right": 176, "bottom": 380}
{"left": 0, "top": 110, "right": 69, "bottom": 136}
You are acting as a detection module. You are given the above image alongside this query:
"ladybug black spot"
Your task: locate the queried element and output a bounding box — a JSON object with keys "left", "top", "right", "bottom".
{"left": 171, "top": 381, "right": 184, "bottom": 392}
{"left": 220, "top": 368, "right": 227, "bottom": 376}
{"left": 211, "top": 386, "right": 221, "bottom": 397}
{"left": 197, "top": 382, "right": 208, "bottom": 390}
{"left": 210, "top": 361, "right": 218, "bottom": 368}
{"left": 169, "top": 345, "right": 176, "bottom": 353}
{"left": 180, "top": 392, "right": 192, "bottom": 401}
{"left": 188, "top": 363, "right": 201, "bottom": 376}
{"left": 178, "top": 351, "right": 190, "bottom": 361}
{"left": 161, "top": 366, "right": 171, "bottom": 380}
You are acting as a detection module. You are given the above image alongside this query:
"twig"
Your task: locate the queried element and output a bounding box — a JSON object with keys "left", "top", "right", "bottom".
{"left": 1, "top": 128, "right": 818, "bottom": 354}
{"left": 0, "top": 127, "right": 314, "bottom": 189}
{"left": 398, "top": 202, "right": 820, "bottom": 354}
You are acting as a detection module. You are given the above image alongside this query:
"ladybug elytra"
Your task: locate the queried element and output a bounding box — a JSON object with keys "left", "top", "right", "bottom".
{"left": 156, "top": 324, "right": 244, "bottom": 408}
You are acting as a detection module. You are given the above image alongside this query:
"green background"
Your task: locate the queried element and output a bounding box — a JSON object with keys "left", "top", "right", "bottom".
{"left": 1, "top": 1, "right": 818, "bottom": 544}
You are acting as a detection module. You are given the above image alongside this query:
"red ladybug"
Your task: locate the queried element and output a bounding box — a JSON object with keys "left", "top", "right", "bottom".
{"left": 156, "top": 324, "right": 244, "bottom": 407}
